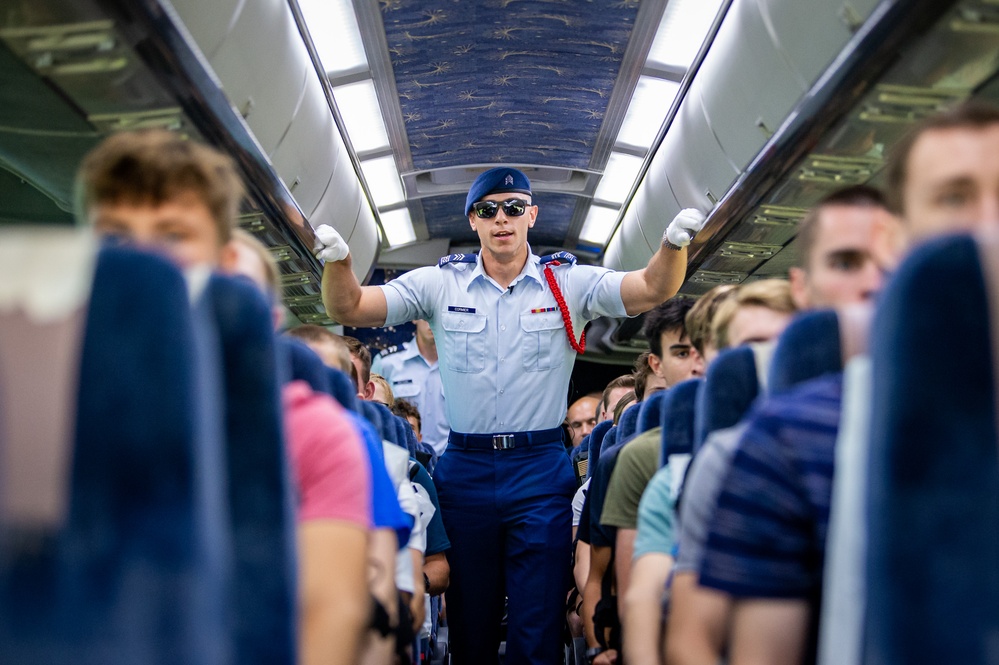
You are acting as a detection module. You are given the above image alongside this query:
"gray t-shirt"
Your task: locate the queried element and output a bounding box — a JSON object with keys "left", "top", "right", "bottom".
{"left": 674, "top": 424, "right": 747, "bottom": 573}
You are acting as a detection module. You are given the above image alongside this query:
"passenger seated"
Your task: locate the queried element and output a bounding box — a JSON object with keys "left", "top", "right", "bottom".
{"left": 226, "top": 230, "right": 374, "bottom": 665}
{"left": 0, "top": 232, "right": 227, "bottom": 664}
{"left": 285, "top": 323, "right": 355, "bottom": 376}
{"left": 567, "top": 394, "right": 601, "bottom": 448}
{"left": 371, "top": 373, "right": 395, "bottom": 406}
{"left": 665, "top": 188, "right": 890, "bottom": 664}
{"left": 80, "top": 129, "right": 299, "bottom": 663}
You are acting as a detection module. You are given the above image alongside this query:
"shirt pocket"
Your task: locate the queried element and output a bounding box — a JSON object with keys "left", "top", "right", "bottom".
{"left": 440, "top": 311, "right": 488, "bottom": 374}
{"left": 520, "top": 310, "right": 567, "bottom": 372}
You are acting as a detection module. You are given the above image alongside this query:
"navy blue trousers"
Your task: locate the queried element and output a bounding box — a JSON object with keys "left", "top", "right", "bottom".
{"left": 434, "top": 441, "right": 576, "bottom": 665}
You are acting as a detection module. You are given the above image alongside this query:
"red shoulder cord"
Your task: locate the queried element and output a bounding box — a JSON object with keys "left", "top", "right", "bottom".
{"left": 543, "top": 263, "right": 586, "bottom": 354}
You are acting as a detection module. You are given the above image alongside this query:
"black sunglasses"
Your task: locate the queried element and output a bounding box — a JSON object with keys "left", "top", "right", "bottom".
{"left": 472, "top": 198, "right": 530, "bottom": 219}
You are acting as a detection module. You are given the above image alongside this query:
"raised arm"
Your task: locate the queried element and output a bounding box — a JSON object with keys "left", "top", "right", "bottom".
{"left": 315, "top": 225, "right": 389, "bottom": 327}
{"left": 620, "top": 209, "right": 707, "bottom": 316}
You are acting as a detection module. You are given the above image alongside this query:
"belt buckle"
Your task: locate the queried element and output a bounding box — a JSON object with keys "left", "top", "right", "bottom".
{"left": 492, "top": 434, "right": 516, "bottom": 450}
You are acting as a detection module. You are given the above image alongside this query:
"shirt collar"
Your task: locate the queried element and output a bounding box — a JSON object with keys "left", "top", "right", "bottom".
{"left": 467, "top": 245, "right": 543, "bottom": 292}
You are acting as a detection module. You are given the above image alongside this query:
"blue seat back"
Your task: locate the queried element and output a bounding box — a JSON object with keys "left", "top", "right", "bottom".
{"left": 637, "top": 390, "right": 668, "bottom": 434}
{"left": 865, "top": 234, "right": 999, "bottom": 665}
{"left": 326, "top": 366, "right": 359, "bottom": 412}
{"left": 0, "top": 244, "right": 230, "bottom": 664}
{"left": 586, "top": 420, "right": 613, "bottom": 475}
{"left": 660, "top": 378, "right": 701, "bottom": 466}
{"left": 768, "top": 310, "right": 842, "bottom": 394}
{"left": 360, "top": 400, "right": 384, "bottom": 436}
{"left": 590, "top": 425, "right": 618, "bottom": 480}
{"left": 617, "top": 403, "right": 641, "bottom": 443}
{"left": 278, "top": 336, "right": 332, "bottom": 395}
{"left": 694, "top": 345, "right": 760, "bottom": 452}
{"left": 207, "top": 273, "right": 296, "bottom": 665}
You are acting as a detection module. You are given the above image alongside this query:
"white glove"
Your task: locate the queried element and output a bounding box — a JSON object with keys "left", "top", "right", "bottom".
{"left": 664, "top": 208, "right": 708, "bottom": 249}
{"left": 312, "top": 224, "right": 349, "bottom": 262}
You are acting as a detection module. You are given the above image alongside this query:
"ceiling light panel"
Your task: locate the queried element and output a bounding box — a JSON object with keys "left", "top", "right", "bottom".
{"left": 379, "top": 208, "right": 416, "bottom": 246}
{"left": 579, "top": 204, "right": 621, "bottom": 246}
{"left": 331, "top": 79, "right": 390, "bottom": 153}
{"left": 296, "top": 0, "right": 367, "bottom": 76}
{"left": 594, "top": 151, "right": 645, "bottom": 205}
{"left": 647, "top": 0, "right": 725, "bottom": 70}
{"left": 360, "top": 155, "right": 405, "bottom": 208}
{"left": 616, "top": 76, "right": 681, "bottom": 151}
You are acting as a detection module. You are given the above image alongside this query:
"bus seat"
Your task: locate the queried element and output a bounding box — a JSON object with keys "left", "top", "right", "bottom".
{"left": 393, "top": 414, "right": 416, "bottom": 455}
{"left": 0, "top": 236, "right": 230, "bottom": 664}
{"left": 325, "top": 366, "right": 359, "bottom": 413}
{"left": 360, "top": 400, "right": 384, "bottom": 436}
{"left": 617, "top": 403, "right": 641, "bottom": 444}
{"left": 206, "top": 273, "right": 296, "bottom": 665}
{"left": 768, "top": 309, "right": 841, "bottom": 394}
{"left": 278, "top": 336, "right": 332, "bottom": 395}
{"left": 637, "top": 390, "right": 668, "bottom": 434}
{"left": 694, "top": 345, "right": 762, "bottom": 452}
{"left": 585, "top": 420, "right": 614, "bottom": 479}
{"left": 591, "top": 426, "right": 618, "bottom": 480}
{"left": 660, "top": 379, "right": 701, "bottom": 467}
{"left": 865, "top": 232, "right": 999, "bottom": 665}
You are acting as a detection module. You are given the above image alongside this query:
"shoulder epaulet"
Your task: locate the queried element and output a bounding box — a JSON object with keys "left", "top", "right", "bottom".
{"left": 378, "top": 344, "right": 403, "bottom": 358}
{"left": 539, "top": 251, "right": 577, "bottom": 266}
{"left": 438, "top": 252, "right": 478, "bottom": 268}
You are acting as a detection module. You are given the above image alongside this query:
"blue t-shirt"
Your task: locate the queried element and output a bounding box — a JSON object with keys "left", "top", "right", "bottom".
{"left": 698, "top": 374, "right": 843, "bottom": 664}
{"left": 347, "top": 412, "right": 413, "bottom": 547}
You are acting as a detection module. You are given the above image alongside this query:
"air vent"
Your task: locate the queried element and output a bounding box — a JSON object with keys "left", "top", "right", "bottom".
{"left": 859, "top": 84, "right": 966, "bottom": 124}
{"left": 689, "top": 270, "right": 744, "bottom": 285}
{"left": 284, "top": 294, "right": 324, "bottom": 307}
{"left": 1, "top": 20, "right": 124, "bottom": 75}
{"left": 952, "top": 1, "right": 999, "bottom": 34}
{"left": 797, "top": 154, "right": 881, "bottom": 185}
{"left": 751, "top": 206, "right": 807, "bottom": 227}
{"left": 296, "top": 312, "right": 334, "bottom": 324}
{"left": 718, "top": 242, "right": 783, "bottom": 259}
{"left": 88, "top": 108, "right": 184, "bottom": 133}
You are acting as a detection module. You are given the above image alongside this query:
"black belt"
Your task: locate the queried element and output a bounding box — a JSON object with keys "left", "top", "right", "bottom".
{"left": 448, "top": 427, "right": 564, "bottom": 450}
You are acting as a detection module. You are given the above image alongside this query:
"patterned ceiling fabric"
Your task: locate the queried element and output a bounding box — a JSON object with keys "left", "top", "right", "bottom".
{"left": 422, "top": 192, "right": 578, "bottom": 247}
{"left": 381, "top": 0, "right": 639, "bottom": 172}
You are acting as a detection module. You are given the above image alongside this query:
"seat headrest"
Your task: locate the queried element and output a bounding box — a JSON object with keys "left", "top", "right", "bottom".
{"left": 768, "top": 310, "right": 842, "bottom": 394}
{"left": 278, "top": 337, "right": 332, "bottom": 395}
{"left": 617, "top": 403, "right": 641, "bottom": 443}
{"left": 326, "top": 366, "right": 359, "bottom": 412}
{"left": 695, "top": 345, "right": 760, "bottom": 451}
{"left": 638, "top": 390, "right": 668, "bottom": 433}
{"left": 660, "top": 378, "right": 701, "bottom": 466}
{"left": 360, "top": 400, "right": 383, "bottom": 435}
{"left": 586, "top": 419, "right": 614, "bottom": 474}
{"left": 590, "top": 426, "right": 618, "bottom": 479}
{"left": 371, "top": 401, "right": 403, "bottom": 447}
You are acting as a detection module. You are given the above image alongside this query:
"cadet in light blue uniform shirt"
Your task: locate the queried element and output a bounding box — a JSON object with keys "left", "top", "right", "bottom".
{"left": 316, "top": 166, "right": 705, "bottom": 665}
{"left": 371, "top": 320, "right": 450, "bottom": 457}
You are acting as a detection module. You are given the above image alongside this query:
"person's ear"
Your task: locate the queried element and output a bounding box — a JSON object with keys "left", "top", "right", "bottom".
{"left": 788, "top": 266, "right": 810, "bottom": 310}
{"left": 218, "top": 239, "right": 239, "bottom": 272}
{"left": 647, "top": 353, "right": 664, "bottom": 378}
{"left": 527, "top": 205, "right": 538, "bottom": 228}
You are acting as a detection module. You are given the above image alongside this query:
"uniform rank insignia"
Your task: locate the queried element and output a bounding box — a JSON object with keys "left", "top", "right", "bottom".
{"left": 438, "top": 253, "right": 478, "bottom": 267}
{"left": 538, "top": 251, "right": 577, "bottom": 266}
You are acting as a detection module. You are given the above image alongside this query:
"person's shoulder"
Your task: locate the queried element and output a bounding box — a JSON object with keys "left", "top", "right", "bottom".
{"left": 537, "top": 250, "right": 577, "bottom": 267}
{"left": 377, "top": 343, "right": 407, "bottom": 359}
{"left": 437, "top": 252, "right": 477, "bottom": 269}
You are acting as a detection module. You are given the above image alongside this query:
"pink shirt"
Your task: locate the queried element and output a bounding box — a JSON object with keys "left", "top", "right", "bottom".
{"left": 282, "top": 381, "right": 371, "bottom": 527}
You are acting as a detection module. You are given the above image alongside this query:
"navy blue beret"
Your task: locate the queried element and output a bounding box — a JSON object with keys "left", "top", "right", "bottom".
{"left": 464, "top": 167, "right": 532, "bottom": 215}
